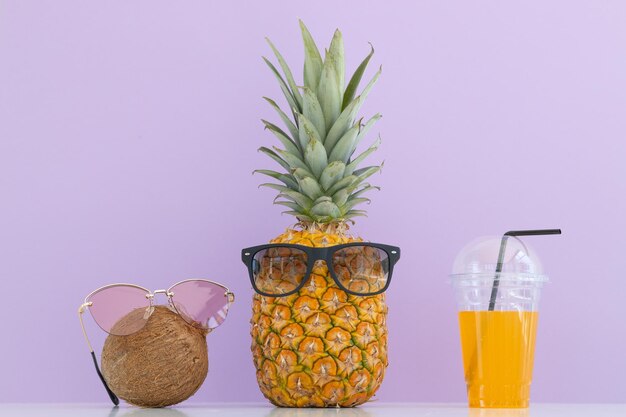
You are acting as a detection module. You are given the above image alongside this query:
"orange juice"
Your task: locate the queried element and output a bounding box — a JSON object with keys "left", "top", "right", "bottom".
{"left": 459, "top": 311, "right": 538, "bottom": 408}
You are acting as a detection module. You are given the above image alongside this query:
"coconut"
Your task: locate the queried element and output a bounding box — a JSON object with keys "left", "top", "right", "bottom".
{"left": 101, "top": 305, "right": 208, "bottom": 407}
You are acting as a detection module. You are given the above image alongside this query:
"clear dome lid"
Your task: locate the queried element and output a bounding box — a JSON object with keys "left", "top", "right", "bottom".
{"left": 451, "top": 235, "right": 548, "bottom": 282}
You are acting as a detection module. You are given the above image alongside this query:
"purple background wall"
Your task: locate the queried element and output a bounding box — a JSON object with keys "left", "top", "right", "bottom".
{"left": 1, "top": 0, "right": 625, "bottom": 404}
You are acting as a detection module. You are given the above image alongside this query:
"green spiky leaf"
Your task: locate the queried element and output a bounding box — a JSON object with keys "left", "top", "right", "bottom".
{"left": 292, "top": 167, "right": 316, "bottom": 180}
{"left": 350, "top": 113, "right": 381, "bottom": 156}
{"left": 300, "top": 20, "right": 323, "bottom": 90}
{"left": 302, "top": 87, "right": 326, "bottom": 139}
{"left": 319, "top": 161, "right": 346, "bottom": 190}
{"left": 345, "top": 136, "right": 381, "bottom": 176}
{"left": 311, "top": 200, "right": 341, "bottom": 218}
{"left": 317, "top": 34, "right": 343, "bottom": 131}
{"left": 353, "top": 164, "right": 382, "bottom": 179}
{"left": 274, "top": 147, "right": 308, "bottom": 171}
{"left": 350, "top": 184, "right": 380, "bottom": 199}
{"left": 349, "top": 165, "right": 382, "bottom": 190}
{"left": 328, "top": 29, "right": 345, "bottom": 93}
{"left": 258, "top": 147, "right": 291, "bottom": 171}
{"left": 277, "top": 189, "right": 314, "bottom": 209}
{"left": 274, "top": 200, "right": 305, "bottom": 211}
{"left": 332, "top": 189, "right": 350, "bottom": 207}
{"left": 304, "top": 139, "right": 328, "bottom": 178}
{"left": 328, "top": 122, "right": 361, "bottom": 163}
{"left": 266, "top": 38, "right": 302, "bottom": 108}
{"left": 297, "top": 114, "right": 322, "bottom": 151}
{"left": 262, "top": 57, "right": 300, "bottom": 114}
{"left": 342, "top": 197, "right": 370, "bottom": 212}
{"left": 327, "top": 175, "right": 357, "bottom": 195}
{"left": 263, "top": 97, "right": 300, "bottom": 142}
{"left": 262, "top": 120, "right": 301, "bottom": 156}
{"left": 253, "top": 169, "right": 299, "bottom": 190}
{"left": 353, "top": 66, "right": 382, "bottom": 115}
{"left": 323, "top": 95, "right": 362, "bottom": 152}
{"left": 344, "top": 209, "right": 368, "bottom": 219}
{"left": 342, "top": 44, "right": 374, "bottom": 110}
{"left": 282, "top": 210, "right": 314, "bottom": 221}
{"left": 297, "top": 176, "right": 324, "bottom": 200}
{"left": 313, "top": 195, "right": 332, "bottom": 205}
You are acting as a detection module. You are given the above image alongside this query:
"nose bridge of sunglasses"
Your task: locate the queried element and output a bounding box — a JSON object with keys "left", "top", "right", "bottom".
{"left": 147, "top": 289, "right": 175, "bottom": 300}
{"left": 145, "top": 290, "right": 175, "bottom": 314}
{"left": 313, "top": 247, "right": 331, "bottom": 260}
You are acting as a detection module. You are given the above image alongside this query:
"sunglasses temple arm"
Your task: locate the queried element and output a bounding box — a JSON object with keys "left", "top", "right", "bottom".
{"left": 90, "top": 351, "right": 119, "bottom": 406}
{"left": 78, "top": 305, "right": 120, "bottom": 406}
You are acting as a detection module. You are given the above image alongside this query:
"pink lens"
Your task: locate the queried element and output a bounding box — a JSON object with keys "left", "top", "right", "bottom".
{"left": 169, "top": 280, "right": 230, "bottom": 330}
{"left": 88, "top": 285, "right": 150, "bottom": 336}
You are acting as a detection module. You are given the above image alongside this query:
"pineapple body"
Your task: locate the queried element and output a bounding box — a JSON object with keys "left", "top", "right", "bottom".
{"left": 251, "top": 228, "right": 388, "bottom": 407}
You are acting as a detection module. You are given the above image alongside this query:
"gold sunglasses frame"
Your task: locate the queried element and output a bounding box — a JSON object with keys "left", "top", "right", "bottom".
{"left": 78, "top": 278, "right": 235, "bottom": 405}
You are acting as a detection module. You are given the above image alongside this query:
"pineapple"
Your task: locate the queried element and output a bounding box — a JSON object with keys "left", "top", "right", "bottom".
{"left": 251, "top": 20, "right": 387, "bottom": 407}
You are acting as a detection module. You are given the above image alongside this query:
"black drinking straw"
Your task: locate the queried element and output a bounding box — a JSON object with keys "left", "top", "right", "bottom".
{"left": 488, "top": 229, "right": 562, "bottom": 311}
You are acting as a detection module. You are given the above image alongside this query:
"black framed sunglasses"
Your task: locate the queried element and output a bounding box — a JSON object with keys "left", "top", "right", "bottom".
{"left": 241, "top": 242, "right": 400, "bottom": 297}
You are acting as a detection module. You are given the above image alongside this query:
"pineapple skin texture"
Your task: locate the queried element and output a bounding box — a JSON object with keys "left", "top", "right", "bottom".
{"left": 250, "top": 228, "right": 388, "bottom": 407}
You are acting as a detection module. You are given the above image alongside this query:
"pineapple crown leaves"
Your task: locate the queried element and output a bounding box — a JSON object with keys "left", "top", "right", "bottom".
{"left": 257, "top": 20, "right": 383, "bottom": 223}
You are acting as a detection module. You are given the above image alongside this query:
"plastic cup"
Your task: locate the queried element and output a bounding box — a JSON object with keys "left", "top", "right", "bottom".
{"left": 450, "top": 236, "right": 549, "bottom": 408}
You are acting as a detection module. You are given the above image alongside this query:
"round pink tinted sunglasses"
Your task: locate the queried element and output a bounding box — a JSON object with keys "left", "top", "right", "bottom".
{"left": 78, "top": 279, "right": 235, "bottom": 405}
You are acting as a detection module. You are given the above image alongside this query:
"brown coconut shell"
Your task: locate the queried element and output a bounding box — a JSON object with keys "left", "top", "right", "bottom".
{"left": 101, "top": 305, "right": 208, "bottom": 407}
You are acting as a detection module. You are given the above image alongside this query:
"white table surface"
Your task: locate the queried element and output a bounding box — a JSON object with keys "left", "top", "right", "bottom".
{"left": 1, "top": 403, "right": 624, "bottom": 417}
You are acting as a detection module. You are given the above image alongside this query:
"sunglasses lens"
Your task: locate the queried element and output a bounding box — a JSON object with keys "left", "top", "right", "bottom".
{"left": 88, "top": 285, "right": 150, "bottom": 335}
{"left": 252, "top": 247, "right": 308, "bottom": 295}
{"left": 169, "top": 280, "right": 230, "bottom": 330}
{"left": 332, "top": 245, "right": 390, "bottom": 295}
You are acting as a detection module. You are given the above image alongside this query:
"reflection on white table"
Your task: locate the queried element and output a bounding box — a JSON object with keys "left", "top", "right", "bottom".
{"left": 0, "top": 403, "right": 624, "bottom": 417}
